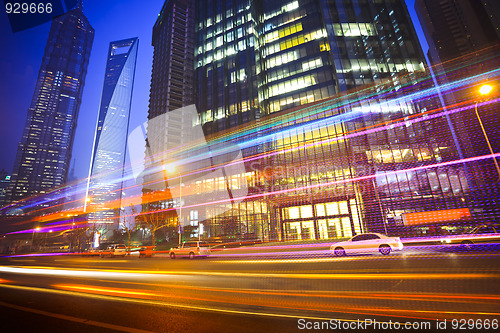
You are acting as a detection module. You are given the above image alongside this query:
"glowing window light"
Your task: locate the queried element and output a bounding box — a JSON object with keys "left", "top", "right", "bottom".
{"left": 282, "top": 1, "right": 299, "bottom": 12}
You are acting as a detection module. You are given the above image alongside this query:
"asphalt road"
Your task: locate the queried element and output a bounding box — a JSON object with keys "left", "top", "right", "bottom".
{"left": 0, "top": 245, "right": 499, "bottom": 333}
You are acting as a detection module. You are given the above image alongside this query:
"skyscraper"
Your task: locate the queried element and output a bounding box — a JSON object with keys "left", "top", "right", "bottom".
{"left": 195, "top": 0, "right": 260, "bottom": 135}
{"left": 415, "top": 0, "right": 500, "bottom": 65}
{"left": 7, "top": 7, "right": 94, "bottom": 204}
{"left": 415, "top": 0, "right": 500, "bottom": 223}
{"left": 149, "top": 0, "right": 195, "bottom": 120}
{"left": 86, "top": 37, "right": 138, "bottom": 230}
{"left": 147, "top": 0, "right": 474, "bottom": 241}
{"left": 192, "top": 0, "right": 429, "bottom": 238}
{"left": 195, "top": 0, "right": 426, "bottom": 122}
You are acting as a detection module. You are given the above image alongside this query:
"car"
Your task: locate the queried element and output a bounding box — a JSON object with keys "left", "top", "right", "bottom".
{"left": 330, "top": 233, "right": 403, "bottom": 257}
{"left": 440, "top": 224, "right": 500, "bottom": 249}
{"left": 169, "top": 241, "right": 211, "bottom": 259}
{"left": 100, "top": 244, "right": 127, "bottom": 258}
{"left": 139, "top": 246, "right": 155, "bottom": 258}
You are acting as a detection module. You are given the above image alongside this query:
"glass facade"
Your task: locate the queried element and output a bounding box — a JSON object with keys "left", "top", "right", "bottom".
{"left": 195, "top": 0, "right": 260, "bottom": 134}
{"left": 8, "top": 8, "right": 94, "bottom": 203}
{"left": 144, "top": 0, "right": 479, "bottom": 242}
{"left": 322, "top": 0, "right": 425, "bottom": 91}
{"left": 189, "top": 0, "right": 433, "bottom": 241}
{"left": 87, "top": 38, "right": 138, "bottom": 229}
{"left": 149, "top": 0, "right": 195, "bottom": 119}
{"left": 254, "top": 0, "right": 338, "bottom": 114}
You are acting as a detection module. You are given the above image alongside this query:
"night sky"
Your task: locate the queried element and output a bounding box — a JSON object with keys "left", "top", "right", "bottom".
{"left": 0, "top": 0, "right": 428, "bottom": 181}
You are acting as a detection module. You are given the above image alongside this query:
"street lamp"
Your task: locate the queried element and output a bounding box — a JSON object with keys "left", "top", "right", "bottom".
{"left": 67, "top": 214, "right": 75, "bottom": 252}
{"left": 31, "top": 227, "right": 40, "bottom": 252}
{"left": 165, "top": 164, "right": 183, "bottom": 246}
{"left": 474, "top": 84, "right": 500, "bottom": 181}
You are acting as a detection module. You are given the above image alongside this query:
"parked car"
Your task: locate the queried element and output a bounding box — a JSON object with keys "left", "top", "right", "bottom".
{"left": 169, "top": 241, "right": 211, "bottom": 259}
{"left": 440, "top": 224, "right": 500, "bottom": 248}
{"left": 81, "top": 248, "right": 101, "bottom": 256}
{"left": 139, "top": 246, "right": 155, "bottom": 258}
{"left": 100, "top": 244, "right": 127, "bottom": 258}
{"left": 330, "top": 233, "right": 403, "bottom": 257}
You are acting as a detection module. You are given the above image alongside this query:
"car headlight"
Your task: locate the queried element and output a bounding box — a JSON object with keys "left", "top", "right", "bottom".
{"left": 441, "top": 238, "right": 451, "bottom": 244}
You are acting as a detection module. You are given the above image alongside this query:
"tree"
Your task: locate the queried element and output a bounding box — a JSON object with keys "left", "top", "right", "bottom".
{"left": 121, "top": 205, "right": 139, "bottom": 251}
{"left": 137, "top": 205, "right": 172, "bottom": 247}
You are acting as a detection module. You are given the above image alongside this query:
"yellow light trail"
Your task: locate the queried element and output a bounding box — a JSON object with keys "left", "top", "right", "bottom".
{"left": 55, "top": 284, "right": 157, "bottom": 297}
{"left": 92, "top": 278, "right": 500, "bottom": 304}
{"left": 1, "top": 282, "right": 498, "bottom": 323}
{"left": 1, "top": 265, "right": 498, "bottom": 280}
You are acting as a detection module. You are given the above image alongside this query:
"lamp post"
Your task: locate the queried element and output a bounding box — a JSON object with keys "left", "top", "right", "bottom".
{"left": 31, "top": 227, "right": 40, "bottom": 252}
{"left": 45, "top": 230, "right": 53, "bottom": 250}
{"left": 474, "top": 84, "right": 500, "bottom": 181}
{"left": 86, "top": 197, "right": 98, "bottom": 249}
{"left": 165, "top": 164, "right": 183, "bottom": 246}
{"left": 67, "top": 214, "right": 75, "bottom": 252}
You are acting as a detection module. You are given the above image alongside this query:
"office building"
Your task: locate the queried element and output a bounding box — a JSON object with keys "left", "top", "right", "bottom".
{"left": 145, "top": 0, "right": 480, "bottom": 242}
{"left": 87, "top": 38, "right": 138, "bottom": 230}
{"left": 149, "top": 0, "right": 195, "bottom": 119}
{"left": 7, "top": 7, "right": 94, "bottom": 203}
{"left": 0, "top": 170, "right": 11, "bottom": 207}
{"left": 192, "top": 0, "right": 432, "bottom": 239}
{"left": 415, "top": 0, "right": 500, "bottom": 66}
{"left": 416, "top": 0, "right": 500, "bottom": 214}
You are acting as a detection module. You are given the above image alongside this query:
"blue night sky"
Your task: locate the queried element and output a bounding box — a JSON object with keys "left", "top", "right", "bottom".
{"left": 0, "top": 0, "right": 428, "bottom": 180}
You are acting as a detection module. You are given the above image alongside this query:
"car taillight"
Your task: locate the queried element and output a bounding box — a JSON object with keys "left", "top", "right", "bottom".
{"left": 197, "top": 247, "right": 200, "bottom": 251}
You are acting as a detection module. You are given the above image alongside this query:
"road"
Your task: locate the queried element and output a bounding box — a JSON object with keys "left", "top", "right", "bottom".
{"left": 0, "top": 245, "right": 499, "bottom": 332}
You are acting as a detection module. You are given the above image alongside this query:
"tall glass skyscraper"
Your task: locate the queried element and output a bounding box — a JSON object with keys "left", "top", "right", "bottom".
{"left": 149, "top": 0, "right": 473, "bottom": 241}
{"left": 7, "top": 7, "right": 94, "bottom": 203}
{"left": 86, "top": 38, "right": 138, "bottom": 229}
{"left": 149, "top": 0, "right": 195, "bottom": 119}
{"left": 195, "top": 0, "right": 425, "bottom": 121}
{"left": 191, "top": 0, "right": 430, "bottom": 237}
{"left": 195, "top": 0, "right": 260, "bottom": 135}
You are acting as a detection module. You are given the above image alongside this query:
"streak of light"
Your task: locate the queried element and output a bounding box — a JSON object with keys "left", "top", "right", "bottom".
{"left": 209, "top": 251, "right": 499, "bottom": 264}
{"left": 1, "top": 282, "right": 497, "bottom": 322}
{"left": 51, "top": 283, "right": 500, "bottom": 320}
{"left": 0, "top": 265, "right": 497, "bottom": 280}
{"left": 3, "top": 252, "right": 71, "bottom": 258}
{"left": 92, "top": 278, "right": 500, "bottom": 305}
{"left": 136, "top": 152, "right": 500, "bottom": 217}
{"left": 6, "top": 88, "right": 499, "bottom": 226}
{"left": 6, "top": 61, "right": 500, "bottom": 221}
{"left": 55, "top": 284, "right": 157, "bottom": 297}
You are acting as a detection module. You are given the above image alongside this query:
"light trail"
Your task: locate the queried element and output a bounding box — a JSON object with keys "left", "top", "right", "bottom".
{"left": 3, "top": 57, "right": 500, "bottom": 228}
{"left": 26, "top": 95, "right": 499, "bottom": 227}
{"left": 1, "top": 281, "right": 498, "bottom": 322}
{"left": 51, "top": 283, "right": 500, "bottom": 321}
{"left": 0, "top": 265, "right": 497, "bottom": 280}
{"left": 0, "top": 283, "right": 439, "bottom": 323}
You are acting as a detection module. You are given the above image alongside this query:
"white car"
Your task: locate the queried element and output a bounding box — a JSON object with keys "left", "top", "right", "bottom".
{"left": 100, "top": 244, "right": 127, "bottom": 258}
{"left": 169, "top": 241, "right": 211, "bottom": 259}
{"left": 331, "top": 233, "right": 403, "bottom": 256}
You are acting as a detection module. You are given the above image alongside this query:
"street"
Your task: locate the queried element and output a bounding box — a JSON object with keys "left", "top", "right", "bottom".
{"left": 1, "top": 245, "right": 499, "bottom": 332}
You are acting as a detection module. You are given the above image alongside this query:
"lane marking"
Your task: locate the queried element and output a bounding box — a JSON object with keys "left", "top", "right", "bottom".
{"left": 0, "top": 300, "right": 153, "bottom": 333}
